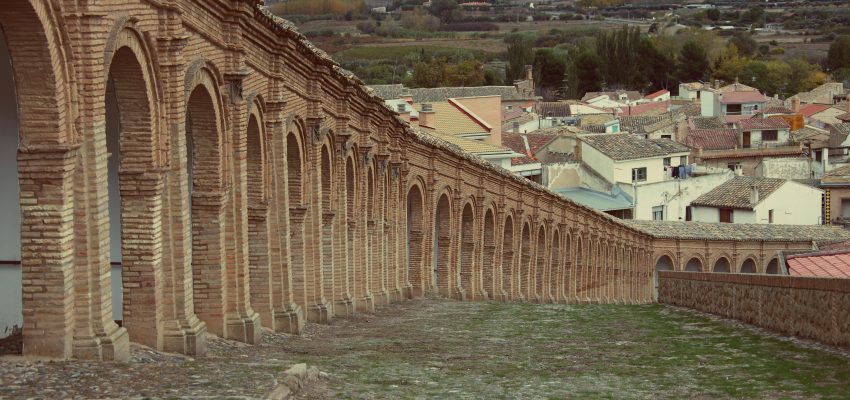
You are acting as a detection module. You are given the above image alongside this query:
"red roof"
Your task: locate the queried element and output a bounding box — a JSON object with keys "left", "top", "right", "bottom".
{"left": 720, "top": 91, "right": 767, "bottom": 104}
{"left": 787, "top": 249, "right": 850, "bottom": 278}
{"left": 616, "top": 101, "right": 669, "bottom": 116}
{"left": 645, "top": 89, "right": 669, "bottom": 100}
{"left": 502, "top": 108, "right": 524, "bottom": 122}
{"left": 685, "top": 129, "right": 739, "bottom": 150}
{"left": 737, "top": 117, "right": 790, "bottom": 131}
{"left": 799, "top": 104, "right": 831, "bottom": 118}
{"left": 501, "top": 133, "right": 537, "bottom": 166}
{"left": 724, "top": 115, "right": 751, "bottom": 124}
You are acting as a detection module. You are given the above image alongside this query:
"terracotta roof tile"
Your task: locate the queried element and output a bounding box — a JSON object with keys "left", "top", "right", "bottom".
{"left": 691, "top": 176, "right": 786, "bottom": 210}
{"left": 799, "top": 104, "right": 831, "bottom": 118}
{"left": 787, "top": 250, "right": 850, "bottom": 278}
{"left": 689, "top": 116, "right": 727, "bottom": 129}
{"left": 581, "top": 91, "right": 642, "bottom": 102}
{"left": 737, "top": 117, "right": 791, "bottom": 131}
{"left": 537, "top": 102, "right": 572, "bottom": 117}
{"left": 721, "top": 91, "right": 768, "bottom": 104}
{"left": 624, "top": 220, "right": 850, "bottom": 242}
{"left": 581, "top": 134, "right": 690, "bottom": 161}
{"left": 617, "top": 101, "right": 669, "bottom": 116}
{"left": 685, "top": 129, "right": 739, "bottom": 150}
{"left": 645, "top": 89, "right": 669, "bottom": 99}
{"left": 501, "top": 133, "right": 537, "bottom": 166}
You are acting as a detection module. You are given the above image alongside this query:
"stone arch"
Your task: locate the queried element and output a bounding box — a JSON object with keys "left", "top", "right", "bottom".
{"left": 574, "top": 234, "right": 585, "bottom": 300}
{"left": 459, "top": 200, "right": 476, "bottom": 299}
{"left": 548, "top": 228, "right": 561, "bottom": 303}
{"left": 713, "top": 257, "right": 731, "bottom": 273}
{"left": 740, "top": 258, "right": 757, "bottom": 274}
{"left": 344, "top": 152, "right": 361, "bottom": 303}
{"left": 766, "top": 258, "right": 780, "bottom": 275}
{"left": 433, "top": 190, "right": 453, "bottom": 296}
{"left": 519, "top": 220, "right": 533, "bottom": 300}
{"left": 684, "top": 257, "right": 703, "bottom": 272}
{"left": 367, "top": 163, "right": 379, "bottom": 303}
{"left": 0, "top": 0, "right": 82, "bottom": 359}
{"left": 185, "top": 68, "right": 228, "bottom": 338}
{"left": 561, "top": 232, "right": 572, "bottom": 301}
{"left": 534, "top": 225, "right": 547, "bottom": 302}
{"left": 406, "top": 180, "right": 426, "bottom": 297}
{"left": 105, "top": 29, "right": 165, "bottom": 350}
{"left": 501, "top": 212, "right": 515, "bottom": 299}
{"left": 481, "top": 205, "right": 497, "bottom": 299}
{"left": 319, "top": 140, "right": 338, "bottom": 311}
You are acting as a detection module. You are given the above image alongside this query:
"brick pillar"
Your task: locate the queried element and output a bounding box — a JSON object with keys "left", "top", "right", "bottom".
{"left": 289, "top": 205, "right": 309, "bottom": 314}
{"left": 119, "top": 171, "right": 165, "bottom": 349}
{"left": 322, "top": 211, "right": 338, "bottom": 312}
{"left": 192, "top": 190, "right": 227, "bottom": 336}
{"left": 356, "top": 164, "right": 374, "bottom": 312}
{"left": 248, "top": 204, "right": 272, "bottom": 327}
{"left": 18, "top": 146, "right": 78, "bottom": 359}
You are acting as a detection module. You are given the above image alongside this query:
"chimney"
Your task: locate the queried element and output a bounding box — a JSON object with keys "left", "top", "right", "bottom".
{"left": 714, "top": 79, "right": 720, "bottom": 90}
{"left": 750, "top": 183, "right": 759, "bottom": 204}
{"left": 791, "top": 97, "right": 801, "bottom": 113}
{"left": 574, "top": 137, "right": 583, "bottom": 161}
{"left": 525, "top": 65, "right": 533, "bottom": 82}
{"left": 419, "top": 103, "right": 436, "bottom": 129}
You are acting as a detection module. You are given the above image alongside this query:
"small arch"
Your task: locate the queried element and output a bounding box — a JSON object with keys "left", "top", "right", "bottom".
{"left": 713, "top": 257, "right": 731, "bottom": 273}
{"left": 684, "top": 257, "right": 702, "bottom": 272}
{"left": 519, "top": 221, "right": 532, "bottom": 299}
{"left": 535, "top": 226, "right": 547, "bottom": 301}
{"left": 654, "top": 255, "right": 674, "bottom": 300}
{"left": 433, "top": 193, "right": 453, "bottom": 295}
{"left": 482, "top": 206, "right": 497, "bottom": 299}
{"left": 740, "top": 258, "right": 756, "bottom": 274}
{"left": 548, "top": 229, "right": 561, "bottom": 302}
{"left": 459, "top": 202, "right": 475, "bottom": 297}
{"left": 766, "top": 258, "right": 780, "bottom": 274}
{"left": 406, "top": 183, "right": 425, "bottom": 296}
{"left": 501, "top": 213, "right": 515, "bottom": 298}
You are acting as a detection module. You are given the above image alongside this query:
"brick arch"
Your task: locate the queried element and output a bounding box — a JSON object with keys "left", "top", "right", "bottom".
{"left": 458, "top": 199, "right": 476, "bottom": 299}
{"left": 683, "top": 255, "right": 705, "bottom": 272}
{"left": 366, "top": 163, "right": 379, "bottom": 303}
{"left": 247, "top": 108, "right": 266, "bottom": 203}
{"left": 548, "top": 227, "right": 561, "bottom": 303}
{"left": 246, "top": 105, "right": 274, "bottom": 329}
{"left": 344, "top": 152, "right": 361, "bottom": 303}
{"left": 573, "top": 233, "right": 585, "bottom": 301}
{"left": 653, "top": 251, "right": 678, "bottom": 271}
{"left": 481, "top": 205, "right": 497, "bottom": 299}
{"left": 765, "top": 257, "right": 780, "bottom": 275}
{"left": 712, "top": 256, "right": 732, "bottom": 273}
{"left": 534, "top": 224, "right": 547, "bottom": 302}
{"left": 433, "top": 190, "right": 454, "bottom": 296}
{"left": 405, "top": 178, "right": 427, "bottom": 297}
{"left": 740, "top": 257, "right": 758, "bottom": 274}
{"left": 501, "top": 211, "right": 516, "bottom": 299}
{"left": 519, "top": 220, "right": 533, "bottom": 301}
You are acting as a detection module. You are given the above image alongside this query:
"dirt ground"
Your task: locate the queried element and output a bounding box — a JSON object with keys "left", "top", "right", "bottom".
{"left": 2, "top": 298, "right": 850, "bottom": 399}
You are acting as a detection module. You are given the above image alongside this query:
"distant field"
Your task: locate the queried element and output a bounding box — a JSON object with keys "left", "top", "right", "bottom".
{"left": 334, "top": 44, "right": 494, "bottom": 62}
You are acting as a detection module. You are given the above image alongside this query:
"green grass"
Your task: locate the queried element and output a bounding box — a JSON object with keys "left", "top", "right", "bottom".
{"left": 334, "top": 45, "right": 492, "bottom": 63}
{"left": 277, "top": 300, "right": 850, "bottom": 399}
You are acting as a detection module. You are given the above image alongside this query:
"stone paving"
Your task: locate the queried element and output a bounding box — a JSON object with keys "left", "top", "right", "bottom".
{"left": 2, "top": 298, "right": 850, "bottom": 399}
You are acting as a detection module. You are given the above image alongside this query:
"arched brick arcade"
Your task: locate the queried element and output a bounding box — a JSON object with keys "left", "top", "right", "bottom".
{"left": 1, "top": 0, "right": 846, "bottom": 361}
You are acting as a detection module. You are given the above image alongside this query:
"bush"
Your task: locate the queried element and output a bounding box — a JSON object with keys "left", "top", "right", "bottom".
{"left": 439, "top": 22, "right": 499, "bottom": 32}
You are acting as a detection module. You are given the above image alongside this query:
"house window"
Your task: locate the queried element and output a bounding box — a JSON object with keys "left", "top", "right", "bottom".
{"left": 632, "top": 167, "right": 647, "bottom": 182}
{"left": 815, "top": 149, "right": 823, "bottom": 162}
{"left": 726, "top": 104, "right": 742, "bottom": 115}
{"left": 652, "top": 206, "right": 664, "bottom": 220}
{"left": 768, "top": 209, "right": 774, "bottom": 224}
{"left": 842, "top": 198, "right": 850, "bottom": 219}
{"left": 661, "top": 134, "right": 672, "bottom": 139}
{"left": 685, "top": 206, "right": 692, "bottom": 221}
{"left": 680, "top": 155, "right": 687, "bottom": 165}
{"left": 762, "top": 130, "right": 778, "bottom": 141}
{"left": 719, "top": 208, "right": 734, "bottom": 223}
{"left": 727, "top": 162, "right": 740, "bottom": 172}
{"left": 663, "top": 157, "right": 671, "bottom": 167}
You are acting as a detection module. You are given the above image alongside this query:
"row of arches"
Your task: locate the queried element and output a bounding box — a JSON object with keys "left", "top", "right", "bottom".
{"left": 405, "top": 187, "right": 655, "bottom": 303}
{"left": 653, "top": 254, "right": 781, "bottom": 299}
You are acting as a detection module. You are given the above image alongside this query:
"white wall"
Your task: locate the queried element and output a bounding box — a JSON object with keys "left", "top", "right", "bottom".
{"left": 580, "top": 142, "right": 614, "bottom": 181}
{"left": 744, "top": 128, "right": 790, "bottom": 148}
{"left": 629, "top": 171, "right": 734, "bottom": 221}
{"left": 691, "top": 206, "right": 757, "bottom": 223}
{"left": 753, "top": 182, "right": 822, "bottom": 225}
{"left": 611, "top": 153, "right": 689, "bottom": 185}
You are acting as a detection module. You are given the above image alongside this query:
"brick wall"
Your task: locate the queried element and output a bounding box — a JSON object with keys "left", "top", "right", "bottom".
{"left": 659, "top": 272, "right": 850, "bottom": 347}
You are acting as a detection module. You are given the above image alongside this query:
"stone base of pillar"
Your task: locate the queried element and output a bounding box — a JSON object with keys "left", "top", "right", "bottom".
{"left": 334, "top": 296, "right": 356, "bottom": 317}
{"left": 355, "top": 294, "right": 374, "bottom": 313}
{"left": 373, "top": 289, "right": 391, "bottom": 306}
{"left": 410, "top": 286, "right": 426, "bottom": 298}
{"left": 225, "top": 312, "right": 262, "bottom": 345}
{"left": 274, "top": 304, "right": 304, "bottom": 334}
{"left": 477, "top": 290, "right": 489, "bottom": 301}
{"left": 73, "top": 324, "right": 130, "bottom": 362}
{"left": 306, "top": 301, "right": 332, "bottom": 323}
{"left": 392, "top": 287, "right": 406, "bottom": 302}
{"left": 451, "top": 288, "right": 466, "bottom": 301}
{"left": 162, "top": 315, "right": 208, "bottom": 357}
{"left": 495, "top": 291, "right": 510, "bottom": 302}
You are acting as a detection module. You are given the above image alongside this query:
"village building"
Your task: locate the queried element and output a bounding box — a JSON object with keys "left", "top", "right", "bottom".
{"left": 690, "top": 176, "right": 823, "bottom": 225}
{"left": 821, "top": 164, "right": 850, "bottom": 227}
{"left": 677, "top": 82, "right": 706, "bottom": 101}
{"left": 578, "top": 134, "right": 692, "bottom": 186}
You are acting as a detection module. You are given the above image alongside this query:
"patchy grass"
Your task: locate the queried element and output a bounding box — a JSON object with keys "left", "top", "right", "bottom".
{"left": 282, "top": 299, "right": 850, "bottom": 399}
{"left": 334, "top": 45, "right": 493, "bottom": 62}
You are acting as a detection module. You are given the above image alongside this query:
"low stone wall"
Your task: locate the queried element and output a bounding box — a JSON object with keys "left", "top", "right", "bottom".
{"left": 658, "top": 272, "right": 850, "bottom": 347}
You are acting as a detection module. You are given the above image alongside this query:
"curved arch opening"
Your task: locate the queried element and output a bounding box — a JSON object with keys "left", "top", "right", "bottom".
{"left": 320, "top": 144, "right": 336, "bottom": 306}
{"left": 345, "top": 156, "right": 358, "bottom": 301}
{"left": 654, "top": 255, "right": 674, "bottom": 300}
{"left": 713, "top": 257, "right": 731, "bottom": 273}
{"left": 482, "top": 209, "right": 496, "bottom": 299}
{"left": 740, "top": 259, "right": 756, "bottom": 274}
{"left": 548, "top": 231, "right": 560, "bottom": 302}
{"left": 766, "top": 258, "right": 780, "bottom": 274}
{"left": 685, "top": 257, "right": 702, "bottom": 272}
{"left": 535, "top": 227, "right": 546, "bottom": 301}
{"left": 406, "top": 185, "right": 424, "bottom": 296}
{"left": 520, "top": 223, "right": 532, "bottom": 300}
{"left": 501, "top": 215, "right": 514, "bottom": 299}
{"left": 433, "top": 194, "right": 452, "bottom": 295}
{"left": 459, "top": 203, "right": 475, "bottom": 298}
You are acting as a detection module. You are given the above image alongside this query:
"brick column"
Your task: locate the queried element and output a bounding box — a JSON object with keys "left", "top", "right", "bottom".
{"left": 18, "top": 146, "right": 78, "bottom": 359}
{"left": 248, "top": 203, "right": 272, "bottom": 327}
{"left": 192, "top": 190, "right": 227, "bottom": 336}
{"left": 289, "top": 205, "right": 309, "bottom": 315}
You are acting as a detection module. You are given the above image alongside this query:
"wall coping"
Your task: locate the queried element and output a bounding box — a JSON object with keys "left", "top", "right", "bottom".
{"left": 659, "top": 271, "right": 850, "bottom": 293}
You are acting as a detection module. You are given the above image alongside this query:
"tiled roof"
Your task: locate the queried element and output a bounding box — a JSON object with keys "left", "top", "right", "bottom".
{"left": 625, "top": 220, "right": 850, "bottom": 242}
{"left": 689, "top": 116, "right": 727, "bottom": 129}
{"left": 685, "top": 128, "right": 739, "bottom": 150}
{"left": 421, "top": 129, "right": 512, "bottom": 155}
{"left": 799, "top": 104, "right": 831, "bottom": 118}
{"left": 501, "top": 133, "right": 538, "bottom": 166}
{"left": 756, "top": 106, "right": 795, "bottom": 115}
{"left": 718, "top": 82, "right": 759, "bottom": 93}
{"left": 838, "top": 112, "right": 850, "bottom": 122}
{"left": 617, "top": 101, "right": 669, "bottom": 116}
{"left": 789, "top": 82, "right": 847, "bottom": 105}
{"left": 526, "top": 133, "right": 557, "bottom": 154}
{"left": 537, "top": 102, "right": 572, "bottom": 118}
{"left": 502, "top": 108, "right": 525, "bottom": 122}
{"left": 580, "top": 113, "right": 616, "bottom": 126}
{"left": 677, "top": 103, "right": 703, "bottom": 117}
{"left": 721, "top": 91, "right": 767, "bottom": 104}
{"left": 787, "top": 249, "right": 850, "bottom": 278}
{"left": 809, "top": 106, "right": 848, "bottom": 125}
{"left": 832, "top": 123, "right": 850, "bottom": 136}
{"left": 620, "top": 112, "right": 683, "bottom": 134}
{"left": 416, "top": 101, "right": 489, "bottom": 137}
{"left": 645, "top": 89, "right": 669, "bottom": 99}
{"left": 737, "top": 117, "right": 790, "bottom": 131}
{"left": 581, "top": 134, "right": 690, "bottom": 161}
{"left": 581, "top": 91, "right": 642, "bottom": 102}
{"left": 680, "top": 82, "right": 706, "bottom": 91}
{"left": 822, "top": 164, "right": 850, "bottom": 184}
{"left": 368, "top": 84, "right": 531, "bottom": 102}
{"left": 691, "top": 176, "right": 786, "bottom": 210}
{"left": 792, "top": 125, "right": 830, "bottom": 143}
{"left": 724, "top": 115, "right": 753, "bottom": 124}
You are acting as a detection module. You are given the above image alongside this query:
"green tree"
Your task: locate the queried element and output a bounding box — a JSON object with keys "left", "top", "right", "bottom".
{"left": 409, "top": 59, "right": 447, "bottom": 88}
{"left": 505, "top": 35, "right": 534, "bottom": 84}
{"left": 827, "top": 35, "right": 850, "bottom": 72}
{"left": 429, "top": 0, "right": 461, "bottom": 23}
{"left": 639, "top": 38, "right": 674, "bottom": 91}
{"left": 712, "top": 44, "right": 746, "bottom": 84}
{"left": 568, "top": 50, "right": 602, "bottom": 98}
{"left": 706, "top": 8, "right": 720, "bottom": 22}
{"left": 595, "top": 25, "right": 643, "bottom": 88}
{"left": 533, "top": 49, "right": 567, "bottom": 100}
{"left": 786, "top": 58, "right": 827, "bottom": 96}
{"left": 676, "top": 40, "right": 710, "bottom": 83}
{"left": 445, "top": 59, "right": 485, "bottom": 87}
{"left": 728, "top": 32, "right": 758, "bottom": 57}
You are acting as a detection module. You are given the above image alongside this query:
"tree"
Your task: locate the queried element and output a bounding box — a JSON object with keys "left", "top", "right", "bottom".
{"left": 827, "top": 35, "right": 850, "bottom": 72}
{"left": 712, "top": 44, "right": 746, "bottom": 83}
{"left": 445, "top": 59, "right": 485, "bottom": 87}
{"left": 505, "top": 35, "right": 534, "bottom": 84}
{"left": 676, "top": 40, "right": 710, "bottom": 83}
{"left": 533, "top": 49, "right": 567, "bottom": 100}
{"left": 429, "top": 0, "right": 461, "bottom": 24}
{"left": 786, "top": 58, "right": 827, "bottom": 96}
{"left": 728, "top": 32, "right": 758, "bottom": 57}
{"left": 568, "top": 50, "right": 602, "bottom": 98}
{"left": 595, "top": 25, "right": 643, "bottom": 89}
{"left": 409, "top": 59, "right": 447, "bottom": 88}
{"left": 639, "top": 38, "right": 674, "bottom": 91}
{"left": 706, "top": 8, "right": 720, "bottom": 22}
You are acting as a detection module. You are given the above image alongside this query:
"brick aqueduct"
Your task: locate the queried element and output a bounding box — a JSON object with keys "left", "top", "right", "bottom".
{"left": 3, "top": 0, "right": 842, "bottom": 361}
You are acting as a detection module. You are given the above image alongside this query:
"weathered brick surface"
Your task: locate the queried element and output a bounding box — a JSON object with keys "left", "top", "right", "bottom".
{"left": 659, "top": 272, "right": 850, "bottom": 347}
{"left": 2, "top": 0, "right": 840, "bottom": 361}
